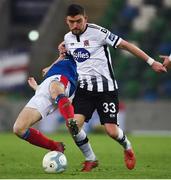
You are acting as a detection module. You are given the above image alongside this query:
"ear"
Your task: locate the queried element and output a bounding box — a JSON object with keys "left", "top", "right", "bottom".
{"left": 84, "top": 16, "right": 88, "bottom": 22}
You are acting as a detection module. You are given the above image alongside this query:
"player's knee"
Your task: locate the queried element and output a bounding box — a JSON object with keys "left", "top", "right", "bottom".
{"left": 106, "top": 130, "right": 118, "bottom": 139}
{"left": 13, "top": 123, "right": 26, "bottom": 137}
{"left": 50, "top": 81, "right": 65, "bottom": 101}
{"left": 105, "top": 125, "right": 118, "bottom": 139}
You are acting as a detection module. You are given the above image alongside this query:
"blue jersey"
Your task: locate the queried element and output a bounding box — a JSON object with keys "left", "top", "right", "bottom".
{"left": 44, "top": 56, "right": 78, "bottom": 96}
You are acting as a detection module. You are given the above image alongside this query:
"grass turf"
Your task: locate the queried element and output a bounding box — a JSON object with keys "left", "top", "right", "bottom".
{"left": 0, "top": 132, "right": 171, "bottom": 179}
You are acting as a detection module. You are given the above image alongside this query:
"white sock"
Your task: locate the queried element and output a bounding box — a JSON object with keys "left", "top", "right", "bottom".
{"left": 117, "top": 128, "right": 132, "bottom": 150}
{"left": 74, "top": 129, "right": 96, "bottom": 161}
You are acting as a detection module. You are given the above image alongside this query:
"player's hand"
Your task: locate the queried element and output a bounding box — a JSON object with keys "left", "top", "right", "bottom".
{"left": 160, "top": 55, "right": 171, "bottom": 69}
{"left": 58, "top": 54, "right": 65, "bottom": 59}
{"left": 42, "top": 66, "right": 50, "bottom": 77}
{"left": 58, "top": 42, "right": 67, "bottom": 56}
{"left": 151, "top": 61, "right": 167, "bottom": 73}
{"left": 28, "top": 77, "right": 38, "bottom": 91}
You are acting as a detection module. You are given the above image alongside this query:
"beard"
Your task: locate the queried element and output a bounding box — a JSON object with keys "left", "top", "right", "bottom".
{"left": 72, "top": 29, "right": 82, "bottom": 35}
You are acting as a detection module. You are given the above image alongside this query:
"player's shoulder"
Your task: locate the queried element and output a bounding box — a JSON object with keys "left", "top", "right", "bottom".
{"left": 87, "top": 23, "right": 101, "bottom": 30}
{"left": 87, "top": 23, "right": 109, "bottom": 34}
{"left": 64, "top": 31, "right": 73, "bottom": 40}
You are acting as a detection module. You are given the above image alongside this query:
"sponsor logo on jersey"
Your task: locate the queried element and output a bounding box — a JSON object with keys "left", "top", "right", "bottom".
{"left": 73, "top": 48, "right": 90, "bottom": 62}
{"left": 108, "top": 33, "right": 116, "bottom": 41}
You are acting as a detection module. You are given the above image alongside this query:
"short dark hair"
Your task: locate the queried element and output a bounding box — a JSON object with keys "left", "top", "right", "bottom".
{"left": 66, "top": 4, "right": 85, "bottom": 16}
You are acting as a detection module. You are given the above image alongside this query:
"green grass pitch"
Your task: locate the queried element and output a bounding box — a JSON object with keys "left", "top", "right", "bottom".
{"left": 0, "top": 132, "right": 171, "bottom": 179}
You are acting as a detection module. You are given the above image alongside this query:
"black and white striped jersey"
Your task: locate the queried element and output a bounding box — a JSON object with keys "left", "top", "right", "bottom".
{"left": 64, "top": 23, "right": 122, "bottom": 92}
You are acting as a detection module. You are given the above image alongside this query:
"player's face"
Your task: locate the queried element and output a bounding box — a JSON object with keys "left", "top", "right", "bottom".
{"left": 66, "top": 15, "right": 87, "bottom": 35}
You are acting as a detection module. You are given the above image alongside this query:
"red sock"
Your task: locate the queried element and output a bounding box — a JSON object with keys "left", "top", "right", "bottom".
{"left": 24, "top": 128, "right": 58, "bottom": 151}
{"left": 58, "top": 97, "right": 74, "bottom": 125}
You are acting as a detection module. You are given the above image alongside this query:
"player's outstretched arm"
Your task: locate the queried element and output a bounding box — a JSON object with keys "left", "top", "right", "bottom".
{"left": 118, "top": 39, "right": 167, "bottom": 73}
{"left": 28, "top": 77, "right": 38, "bottom": 91}
{"left": 160, "top": 55, "right": 171, "bottom": 69}
{"left": 42, "top": 55, "right": 64, "bottom": 77}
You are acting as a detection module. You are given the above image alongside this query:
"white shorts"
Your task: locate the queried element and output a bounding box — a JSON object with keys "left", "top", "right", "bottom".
{"left": 25, "top": 75, "right": 71, "bottom": 118}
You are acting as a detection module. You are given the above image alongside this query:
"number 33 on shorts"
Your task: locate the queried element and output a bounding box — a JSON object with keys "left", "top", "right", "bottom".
{"left": 103, "top": 102, "right": 116, "bottom": 113}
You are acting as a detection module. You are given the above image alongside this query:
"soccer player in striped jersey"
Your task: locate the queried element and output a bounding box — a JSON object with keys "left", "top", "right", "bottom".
{"left": 13, "top": 54, "right": 78, "bottom": 154}
{"left": 160, "top": 54, "right": 171, "bottom": 69}
{"left": 56, "top": 4, "right": 167, "bottom": 172}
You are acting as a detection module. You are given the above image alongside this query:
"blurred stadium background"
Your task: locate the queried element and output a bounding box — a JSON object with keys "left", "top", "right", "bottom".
{"left": 0, "top": 0, "right": 171, "bottom": 133}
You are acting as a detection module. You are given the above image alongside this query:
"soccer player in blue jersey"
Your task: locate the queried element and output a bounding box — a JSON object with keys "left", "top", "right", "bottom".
{"left": 55, "top": 4, "right": 167, "bottom": 172}
{"left": 13, "top": 54, "right": 78, "bottom": 153}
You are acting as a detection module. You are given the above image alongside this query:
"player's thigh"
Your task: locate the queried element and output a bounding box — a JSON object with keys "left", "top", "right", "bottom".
{"left": 14, "top": 107, "right": 41, "bottom": 133}
{"left": 96, "top": 90, "right": 119, "bottom": 125}
{"left": 72, "top": 88, "right": 96, "bottom": 122}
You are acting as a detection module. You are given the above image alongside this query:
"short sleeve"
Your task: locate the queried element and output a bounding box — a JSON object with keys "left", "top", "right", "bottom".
{"left": 99, "top": 27, "right": 122, "bottom": 48}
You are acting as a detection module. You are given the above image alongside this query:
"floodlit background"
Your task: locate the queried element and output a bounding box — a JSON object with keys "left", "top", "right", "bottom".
{"left": 0, "top": 0, "right": 171, "bottom": 133}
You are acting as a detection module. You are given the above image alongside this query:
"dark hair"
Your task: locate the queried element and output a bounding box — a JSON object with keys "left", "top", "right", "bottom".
{"left": 66, "top": 4, "right": 85, "bottom": 16}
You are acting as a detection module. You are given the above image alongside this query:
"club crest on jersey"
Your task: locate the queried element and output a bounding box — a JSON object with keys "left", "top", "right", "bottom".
{"left": 73, "top": 48, "right": 90, "bottom": 62}
{"left": 84, "top": 40, "right": 89, "bottom": 47}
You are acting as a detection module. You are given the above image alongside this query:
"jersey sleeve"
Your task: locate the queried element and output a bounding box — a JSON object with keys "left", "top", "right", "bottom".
{"left": 99, "top": 27, "right": 122, "bottom": 48}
